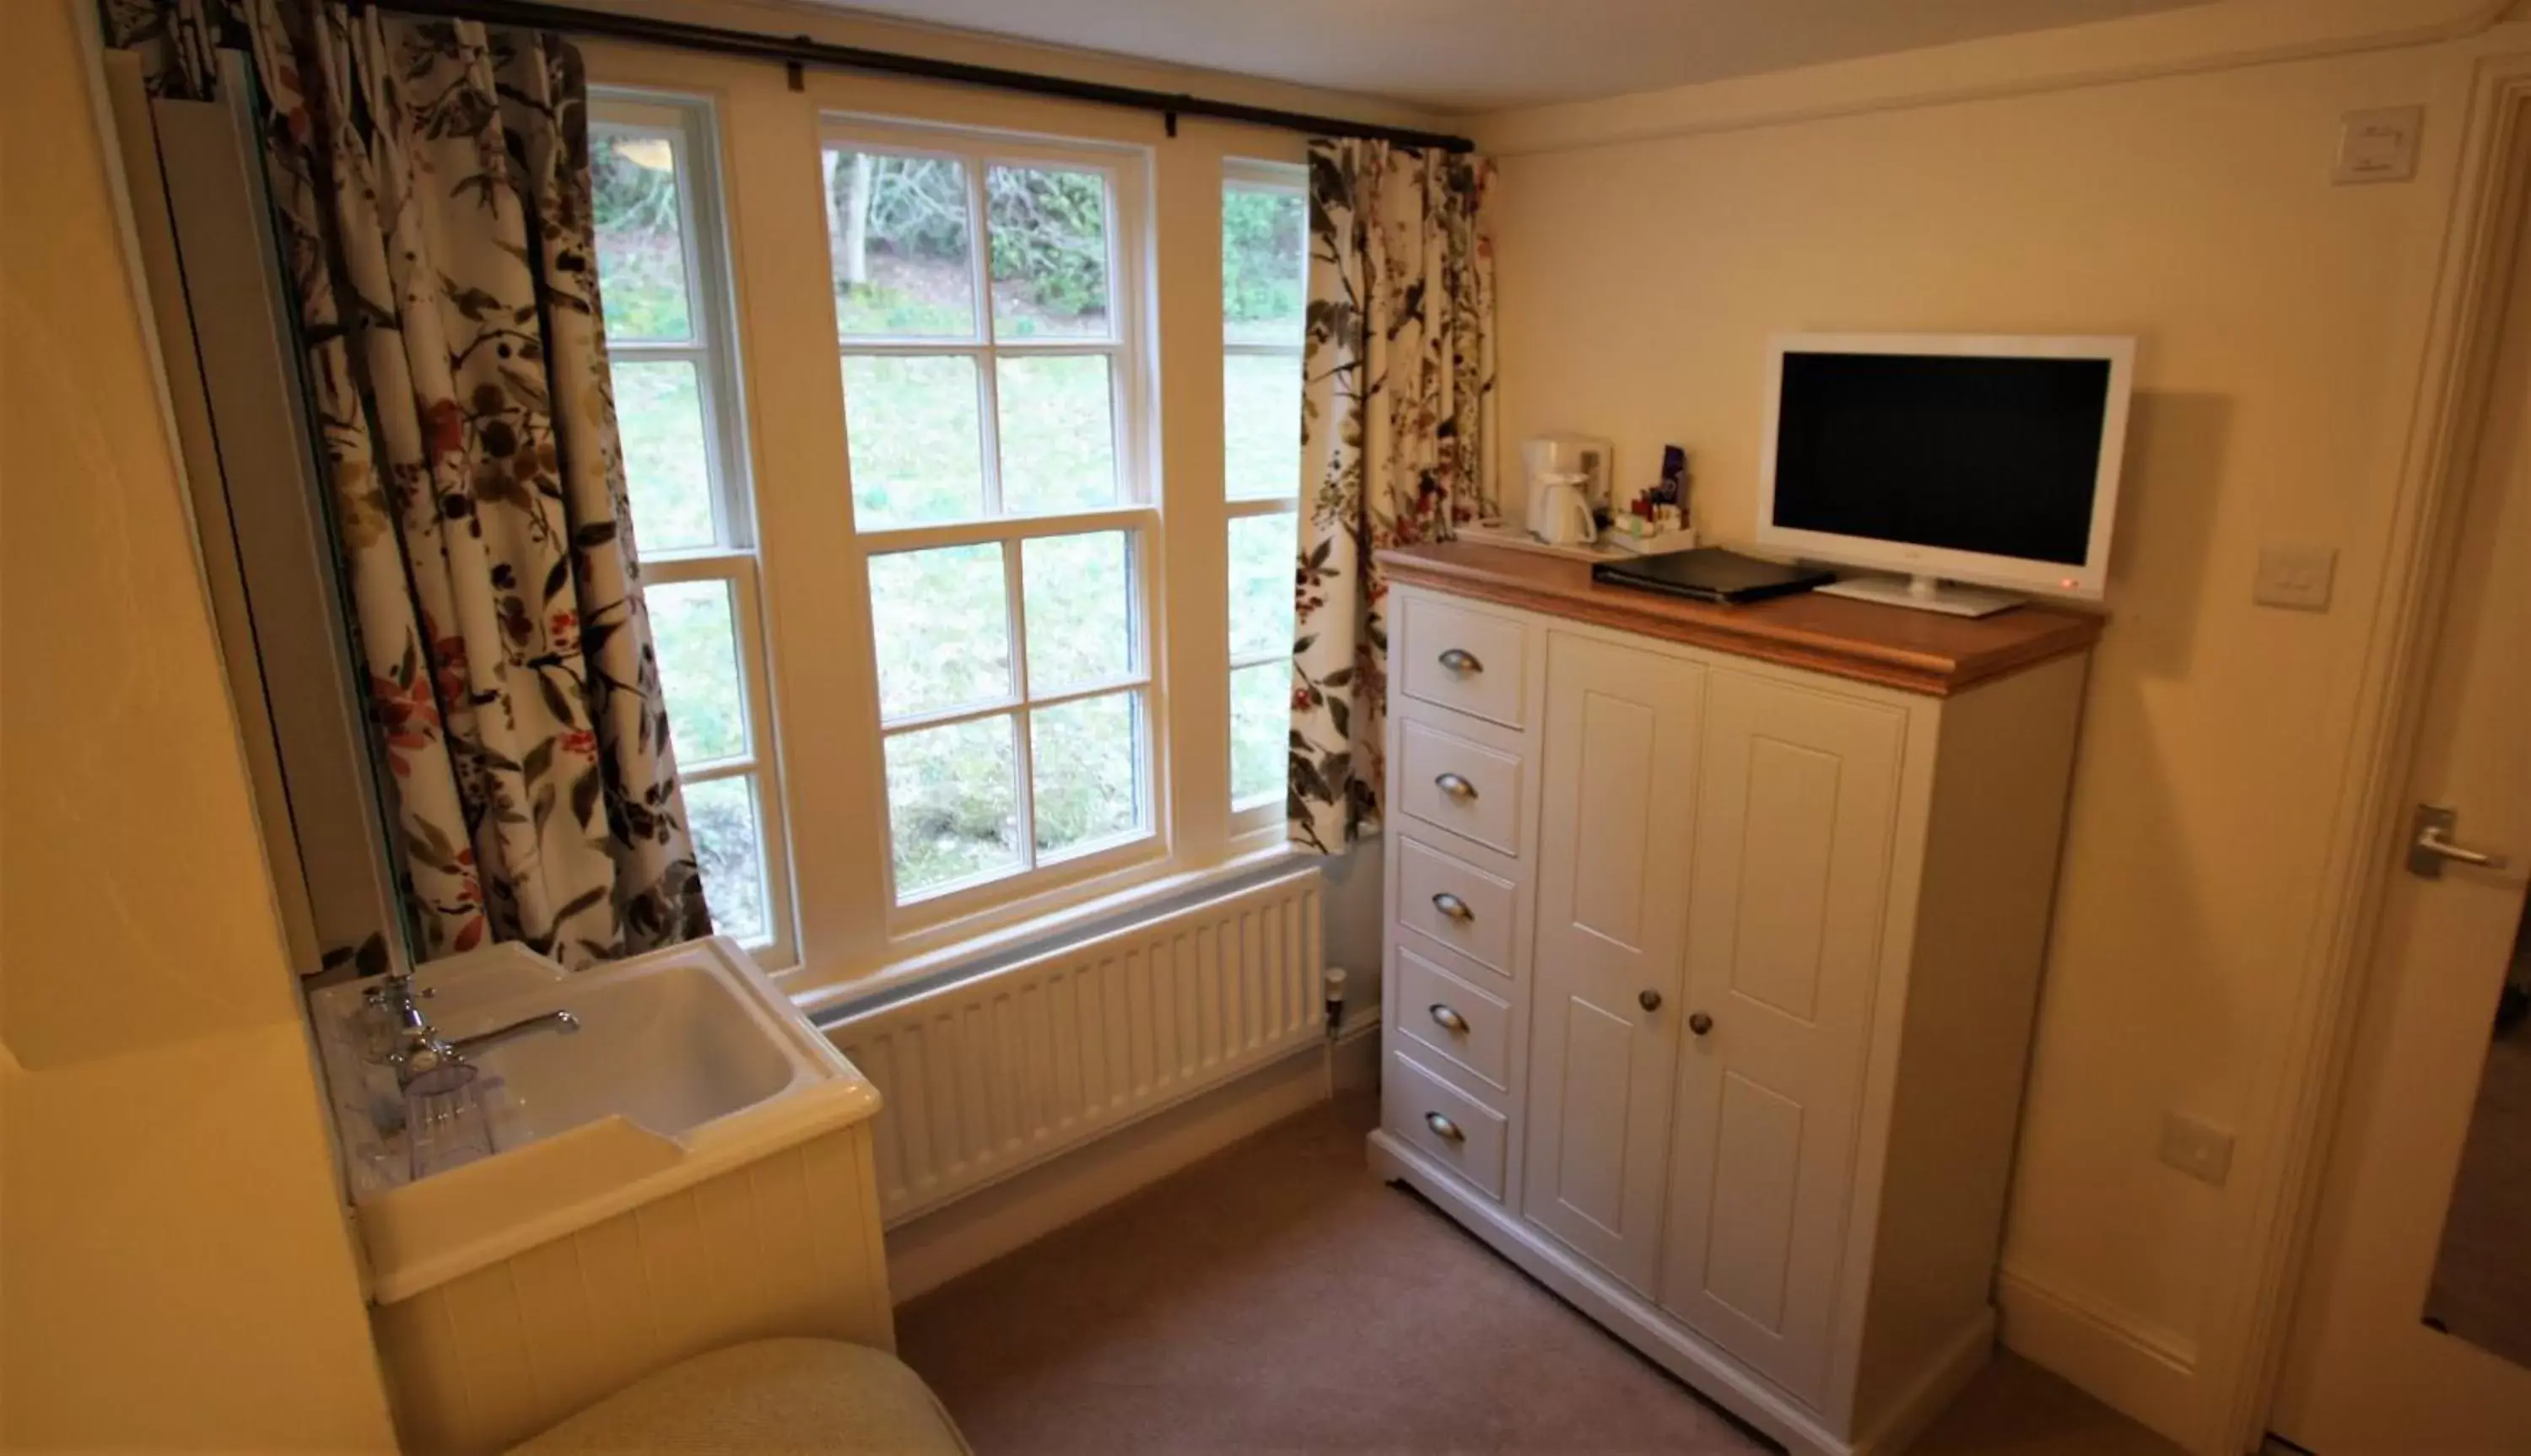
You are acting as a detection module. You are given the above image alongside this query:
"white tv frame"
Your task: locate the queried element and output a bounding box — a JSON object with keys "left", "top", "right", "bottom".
{"left": 1755, "top": 332, "right": 2135, "bottom": 612}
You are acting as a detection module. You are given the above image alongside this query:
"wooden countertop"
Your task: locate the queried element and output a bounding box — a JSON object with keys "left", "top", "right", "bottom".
{"left": 1379, "top": 543, "right": 2103, "bottom": 697}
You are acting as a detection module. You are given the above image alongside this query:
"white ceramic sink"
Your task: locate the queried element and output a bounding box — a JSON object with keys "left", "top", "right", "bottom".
{"left": 309, "top": 936, "right": 878, "bottom": 1303}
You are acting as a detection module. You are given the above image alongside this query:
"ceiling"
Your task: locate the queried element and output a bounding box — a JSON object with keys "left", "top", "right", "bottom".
{"left": 799, "top": 0, "right": 2215, "bottom": 113}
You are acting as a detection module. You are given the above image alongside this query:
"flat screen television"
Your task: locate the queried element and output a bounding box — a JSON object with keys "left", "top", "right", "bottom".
{"left": 1756, "top": 332, "right": 2134, "bottom": 617}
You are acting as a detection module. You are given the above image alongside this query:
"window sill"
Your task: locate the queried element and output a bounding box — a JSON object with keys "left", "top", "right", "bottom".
{"left": 782, "top": 833, "right": 1310, "bottom": 1026}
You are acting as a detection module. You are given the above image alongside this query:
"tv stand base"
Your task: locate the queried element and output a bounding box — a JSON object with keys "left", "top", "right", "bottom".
{"left": 1817, "top": 572, "right": 2023, "bottom": 618}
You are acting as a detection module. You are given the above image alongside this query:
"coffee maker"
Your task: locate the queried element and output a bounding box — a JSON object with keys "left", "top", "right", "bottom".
{"left": 1522, "top": 434, "right": 1613, "bottom": 546}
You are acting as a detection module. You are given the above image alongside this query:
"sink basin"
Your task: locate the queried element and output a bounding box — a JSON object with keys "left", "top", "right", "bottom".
{"left": 465, "top": 957, "right": 796, "bottom": 1142}
{"left": 309, "top": 936, "right": 879, "bottom": 1303}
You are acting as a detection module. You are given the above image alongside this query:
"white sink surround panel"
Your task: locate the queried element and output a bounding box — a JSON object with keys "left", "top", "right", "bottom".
{"left": 310, "top": 936, "right": 881, "bottom": 1304}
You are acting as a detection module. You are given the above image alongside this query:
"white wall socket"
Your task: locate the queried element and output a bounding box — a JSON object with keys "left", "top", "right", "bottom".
{"left": 2160, "top": 1111, "right": 2236, "bottom": 1186}
{"left": 2254, "top": 542, "right": 2337, "bottom": 611}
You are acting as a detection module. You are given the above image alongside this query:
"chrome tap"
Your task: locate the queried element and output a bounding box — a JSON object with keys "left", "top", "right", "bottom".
{"left": 363, "top": 971, "right": 580, "bottom": 1087}
{"left": 365, "top": 972, "right": 466, "bottom": 1091}
{"left": 451, "top": 1010, "right": 580, "bottom": 1058}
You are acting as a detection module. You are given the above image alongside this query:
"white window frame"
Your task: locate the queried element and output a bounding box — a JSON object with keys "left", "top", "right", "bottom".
{"left": 592, "top": 91, "right": 797, "bottom": 969}
{"left": 823, "top": 117, "right": 1168, "bottom": 928}
{"left": 575, "top": 42, "right": 1335, "bottom": 1003}
{"left": 1222, "top": 159, "right": 1307, "bottom": 830}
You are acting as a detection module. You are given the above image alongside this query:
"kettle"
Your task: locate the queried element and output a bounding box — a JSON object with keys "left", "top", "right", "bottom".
{"left": 1527, "top": 472, "right": 1597, "bottom": 547}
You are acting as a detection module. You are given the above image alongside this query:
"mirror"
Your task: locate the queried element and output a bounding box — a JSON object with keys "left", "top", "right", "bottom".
{"left": 2422, "top": 898, "right": 2531, "bottom": 1367}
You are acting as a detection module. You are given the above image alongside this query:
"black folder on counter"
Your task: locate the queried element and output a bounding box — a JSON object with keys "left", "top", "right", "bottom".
{"left": 1591, "top": 547, "right": 1836, "bottom": 605}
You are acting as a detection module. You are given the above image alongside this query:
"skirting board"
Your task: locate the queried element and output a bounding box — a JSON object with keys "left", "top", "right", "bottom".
{"left": 1368, "top": 1130, "right": 1993, "bottom": 1456}
{"left": 887, "top": 1018, "right": 1379, "bottom": 1301}
{"left": 1994, "top": 1264, "right": 2199, "bottom": 1448}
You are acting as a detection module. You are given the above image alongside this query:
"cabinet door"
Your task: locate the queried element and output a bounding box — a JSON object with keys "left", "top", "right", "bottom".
{"left": 1659, "top": 669, "right": 1904, "bottom": 1405}
{"left": 1522, "top": 632, "right": 1704, "bottom": 1293}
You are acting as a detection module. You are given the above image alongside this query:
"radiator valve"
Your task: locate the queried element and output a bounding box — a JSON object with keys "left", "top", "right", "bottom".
{"left": 1322, "top": 967, "right": 1347, "bottom": 1041}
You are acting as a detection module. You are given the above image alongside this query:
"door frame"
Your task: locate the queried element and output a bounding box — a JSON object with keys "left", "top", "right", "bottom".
{"left": 2211, "top": 37, "right": 2531, "bottom": 1454}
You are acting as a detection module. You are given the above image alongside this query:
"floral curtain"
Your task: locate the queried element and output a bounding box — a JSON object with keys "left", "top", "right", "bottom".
{"left": 104, "top": 0, "right": 711, "bottom": 964}
{"left": 1289, "top": 138, "right": 1498, "bottom": 855}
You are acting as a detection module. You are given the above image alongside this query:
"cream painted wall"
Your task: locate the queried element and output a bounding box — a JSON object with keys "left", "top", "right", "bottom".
{"left": 1475, "top": 16, "right": 2489, "bottom": 1451}
{"left": 0, "top": 0, "right": 396, "bottom": 1447}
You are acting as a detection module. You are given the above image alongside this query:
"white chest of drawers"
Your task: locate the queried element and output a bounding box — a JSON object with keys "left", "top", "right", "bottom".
{"left": 1369, "top": 545, "right": 2100, "bottom": 1456}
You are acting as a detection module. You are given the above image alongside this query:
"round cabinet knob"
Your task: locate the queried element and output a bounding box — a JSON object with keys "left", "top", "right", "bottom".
{"left": 1688, "top": 1011, "right": 1713, "bottom": 1037}
{"left": 1438, "top": 648, "right": 1483, "bottom": 675}
{"left": 1428, "top": 1004, "right": 1471, "bottom": 1034}
{"left": 1638, "top": 990, "right": 1663, "bottom": 1012}
{"left": 1425, "top": 1112, "right": 1466, "bottom": 1143}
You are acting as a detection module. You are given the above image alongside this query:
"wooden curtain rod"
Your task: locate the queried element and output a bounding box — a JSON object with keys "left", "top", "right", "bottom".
{"left": 375, "top": 0, "right": 1478, "bottom": 153}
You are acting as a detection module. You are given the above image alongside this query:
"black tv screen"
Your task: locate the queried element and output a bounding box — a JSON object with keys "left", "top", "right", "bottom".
{"left": 1772, "top": 352, "right": 2112, "bottom": 567}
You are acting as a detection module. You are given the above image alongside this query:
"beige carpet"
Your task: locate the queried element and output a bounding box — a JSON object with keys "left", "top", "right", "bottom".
{"left": 898, "top": 1093, "right": 2178, "bottom": 1455}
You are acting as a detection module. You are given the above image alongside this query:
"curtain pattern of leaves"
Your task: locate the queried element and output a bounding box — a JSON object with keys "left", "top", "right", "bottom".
{"left": 104, "top": 0, "right": 710, "bottom": 964}
{"left": 1289, "top": 138, "right": 1498, "bottom": 855}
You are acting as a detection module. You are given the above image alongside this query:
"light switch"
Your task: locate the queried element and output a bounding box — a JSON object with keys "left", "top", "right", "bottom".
{"left": 2335, "top": 106, "right": 2422, "bottom": 184}
{"left": 2159, "top": 1112, "right": 2235, "bottom": 1187}
{"left": 2255, "top": 542, "right": 2337, "bottom": 612}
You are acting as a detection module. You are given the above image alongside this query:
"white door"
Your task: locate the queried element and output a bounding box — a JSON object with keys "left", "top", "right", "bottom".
{"left": 1659, "top": 668, "right": 1903, "bottom": 1405}
{"left": 1523, "top": 632, "right": 1704, "bottom": 1293}
{"left": 2268, "top": 160, "right": 2531, "bottom": 1453}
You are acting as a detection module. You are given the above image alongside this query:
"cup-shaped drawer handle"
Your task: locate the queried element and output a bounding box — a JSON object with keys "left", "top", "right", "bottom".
{"left": 1428, "top": 1003, "right": 1471, "bottom": 1034}
{"left": 1431, "top": 892, "right": 1474, "bottom": 922}
{"left": 1434, "top": 772, "right": 1478, "bottom": 801}
{"left": 1424, "top": 1112, "right": 1465, "bottom": 1143}
{"left": 1437, "top": 648, "right": 1483, "bottom": 675}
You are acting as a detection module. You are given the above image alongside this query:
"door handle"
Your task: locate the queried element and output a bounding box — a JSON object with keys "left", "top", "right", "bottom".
{"left": 2408, "top": 804, "right": 2511, "bottom": 879}
{"left": 1434, "top": 772, "right": 1478, "bottom": 801}
{"left": 1431, "top": 892, "right": 1474, "bottom": 922}
{"left": 1638, "top": 990, "right": 1662, "bottom": 1012}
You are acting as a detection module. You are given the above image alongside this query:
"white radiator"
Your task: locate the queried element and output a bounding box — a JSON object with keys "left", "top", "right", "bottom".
{"left": 830, "top": 868, "right": 1325, "bottom": 1226}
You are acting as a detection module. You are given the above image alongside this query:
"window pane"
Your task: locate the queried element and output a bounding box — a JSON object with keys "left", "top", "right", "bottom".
{"left": 1022, "top": 531, "right": 1132, "bottom": 693}
{"left": 887, "top": 716, "right": 1022, "bottom": 896}
{"left": 1222, "top": 184, "right": 1306, "bottom": 346}
{"left": 1224, "top": 353, "right": 1303, "bottom": 500}
{"left": 867, "top": 544, "right": 1011, "bottom": 720}
{"left": 685, "top": 774, "right": 766, "bottom": 940}
{"left": 1031, "top": 692, "right": 1142, "bottom": 858}
{"left": 591, "top": 130, "right": 690, "bottom": 342}
{"left": 996, "top": 356, "right": 1116, "bottom": 514}
{"left": 844, "top": 354, "right": 985, "bottom": 526}
{"left": 648, "top": 580, "right": 747, "bottom": 763}
{"left": 1229, "top": 663, "right": 1287, "bottom": 809}
{"left": 613, "top": 361, "right": 715, "bottom": 551}
{"left": 1228, "top": 513, "right": 1295, "bottom": 661}
{"left": 986, "top": 164, "right": 1111, "bottom": 339}
{"left": 825, "top": 150, "right": 976, "bottom": 338}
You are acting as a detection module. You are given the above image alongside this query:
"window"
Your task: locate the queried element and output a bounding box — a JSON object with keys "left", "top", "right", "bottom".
{"left": 823, "top": 124, "right": 1157, "bottom": 909}
{"left": 1222, "top": 165, "right": 1306, "bottom": 814}
{"left": 575, "top": 57, "right": 1322, "bottom": 989}
{"left": 590, "top": 95, "right": 791, "bottom": 957}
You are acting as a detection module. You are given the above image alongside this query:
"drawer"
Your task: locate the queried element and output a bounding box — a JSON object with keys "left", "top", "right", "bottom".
{"left": 1399, "top": 594, "right": 1529, "bottom": 730}
{"left": 1394, "top": 942, "right": 1512, "bottom": 1092}
{"left": 1399, "top": 719, "right": 1525, "bottom": 857}
{"left": 1396, "top": 835, "right": 1518, "bottom": 979}
{"left": 1386, "top": 1049, "right": 1509, "bottom": 1200}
